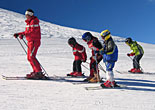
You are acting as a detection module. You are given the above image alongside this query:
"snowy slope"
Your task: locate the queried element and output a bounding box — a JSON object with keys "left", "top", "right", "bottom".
{"left": 0, "top": 8, "right": 155, "bottom": 110}
{"left": 0, "top": 8, "right": 124, "bottom": 41}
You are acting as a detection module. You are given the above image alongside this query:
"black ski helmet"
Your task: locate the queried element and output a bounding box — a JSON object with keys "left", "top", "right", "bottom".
{"left": 26, "top": 9, "right": 34, "bottom": 13}
{"left": 68, "top": 37, "right": 77, "bottom": 46}
{"left": 125, "top": 37, "right": 132, "bottom": 44}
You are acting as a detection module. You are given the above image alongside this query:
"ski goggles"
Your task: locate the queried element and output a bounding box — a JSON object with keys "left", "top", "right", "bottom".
{"left": 125, "top": 42, "right": 130, "bottom": 46}
{"left": 101, "top": 31, "right": 110, "bottom": 39}
{"left": 82, "top": 36, "right": 91, "bottom": 42}
{"left": 25, "top": 11, "right": 34, "bottom": 16}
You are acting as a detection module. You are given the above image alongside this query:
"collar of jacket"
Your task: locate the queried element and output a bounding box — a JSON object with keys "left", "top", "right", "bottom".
{"left": 25, "top": 16, "right": 37, "bottom": 23}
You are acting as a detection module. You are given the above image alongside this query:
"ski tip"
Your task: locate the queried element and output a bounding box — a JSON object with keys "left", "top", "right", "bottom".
{"left": 2, "top": 75, "right": 5, "bottom": 78}
{"left": 1, "top": 75, "right": 6, "bottom": 80}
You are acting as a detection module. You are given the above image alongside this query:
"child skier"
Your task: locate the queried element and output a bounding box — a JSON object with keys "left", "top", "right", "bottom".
{"left": 13, "top": 9, "right": 45, "bottom": 79}
{"left": 82, "top": 32, "right": 103, "bottom": 83}
{"left": 125, "top": 37, "right": 144, "bottom": 73}
{"left": 67, "top": 37, "right": 87, "bottom": 77}
{"left": 92, "top": 29, "right": 118, "bottom": 88}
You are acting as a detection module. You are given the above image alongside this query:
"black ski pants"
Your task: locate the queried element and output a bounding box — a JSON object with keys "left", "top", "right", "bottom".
{"left": 73, "top": 60, "right": 82, "bottom": 72}
{"left": 133, "top": 54, "right": 143, "bottom": 69}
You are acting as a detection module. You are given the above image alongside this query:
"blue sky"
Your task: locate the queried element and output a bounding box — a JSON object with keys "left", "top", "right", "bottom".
{"left": 0, "top": 0, "right": 155, "bottom": 44}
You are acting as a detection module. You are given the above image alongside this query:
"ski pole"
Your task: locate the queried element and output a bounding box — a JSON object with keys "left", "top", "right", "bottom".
{"left": 85, "top": 62, "right": 90, "bottom": 65}
{"left": 17, "top": 37, "right": 27, "bottom": 54}
{"left": 94, "top": 54, "right": 100, "bottom": 83}
{"left": 98, "top": 64, "right": 106, "bottom": 73}
{"left": 17, "top": 37, "right": 48, "bottom": 76}
{"left": 85, "top": 61, "right": 106, "bottom": 73}
{"left": 128, "top": 56, "right": 144, "bottom": 72}
{"left": 81, "top": 64, "right": 89, "bottom": 70}
{"left": 22, "top": 39, "right": 48, "bottom": 76}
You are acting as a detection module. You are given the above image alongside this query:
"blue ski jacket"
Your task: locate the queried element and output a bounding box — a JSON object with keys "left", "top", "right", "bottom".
{"left": 102, "top": 37, "right": 118, "bottom": 62}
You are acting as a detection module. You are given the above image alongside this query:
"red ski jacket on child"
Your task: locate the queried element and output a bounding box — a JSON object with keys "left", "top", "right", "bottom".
{"left": 73, "top": 43, "right": 87, "bottom": 62}
{"left": 87, "top": 37, "right": 100, "bottom": 57}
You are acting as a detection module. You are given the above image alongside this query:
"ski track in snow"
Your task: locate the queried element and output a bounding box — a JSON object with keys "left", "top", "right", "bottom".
{"left": 0, "top": 8, "right": 155, "bottom": 110}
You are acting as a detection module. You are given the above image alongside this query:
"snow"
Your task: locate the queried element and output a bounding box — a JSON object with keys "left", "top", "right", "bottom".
{"left": 0, "top": 8, "right": 155, "bottom": 110}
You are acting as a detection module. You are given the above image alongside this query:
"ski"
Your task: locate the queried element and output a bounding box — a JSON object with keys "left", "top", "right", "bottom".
{"left": 72, "top": 80, "right": 104, "bottom": 85}
{"left": 85, "top": 84, "right": 127, "bottom": 90}
{"left": 52, "top": 75, "right": 104, "bottom": 85}
{"left": 2, "top": 75, "right": 65, "bottom": 81}
{"left": 116, "top": 70, "right": 155, "bottom": 75}
{"left": 1, "top": 75, "right": 88, "bottom": 83}
{"left": 54, "top": 75, "right": 87, "bottom": 79}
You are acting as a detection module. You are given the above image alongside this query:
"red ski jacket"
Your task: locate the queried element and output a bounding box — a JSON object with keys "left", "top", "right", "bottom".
{"left": 87, "top": 37, "right": 99, "bottom": 56}
{"left": 73, "top": 43, "right": 87, "bottom": 61}
{"left": 18, "top": 16, "right": 41, "bottom": 42}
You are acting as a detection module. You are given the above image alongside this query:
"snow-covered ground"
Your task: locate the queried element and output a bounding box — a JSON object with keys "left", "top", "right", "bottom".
{"left": 0, "top": 8, "right": 155, "bottom": 110}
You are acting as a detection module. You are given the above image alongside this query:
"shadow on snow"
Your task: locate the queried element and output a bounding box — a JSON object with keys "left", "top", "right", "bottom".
{"left": 116, "top": 78, "right": 155, "bottom": 92}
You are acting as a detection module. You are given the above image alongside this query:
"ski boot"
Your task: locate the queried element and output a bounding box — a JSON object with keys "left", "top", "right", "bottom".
{"left": 132, "top": 69, "right": 143, "bottom": 73}
{"left": 72, "top": 72, "right": 84, "bottom": 77}
{"left": 26, "top": 72, "right": 47, "bottom": 79}
{"left": 26, "top": 72, "right": 35, "bottom": 78}
{"left": 128, "top": 68, "right": 136, "bottom": 73}
{"left": 67, "top": 72, "right": 75, "bottom": 76}
{"left": 88, "top": 73, "right": 101, "bottom": 83}
{"left": 83, "top": 76, "right": 93, "bottom": 82}
{"left": 100, "top": 80, "right": 118, "bottom": 88}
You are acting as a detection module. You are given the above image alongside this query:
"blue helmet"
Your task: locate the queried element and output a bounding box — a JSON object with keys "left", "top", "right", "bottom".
{"left": 82, "top": 32, "right": 92, "bottom": 42}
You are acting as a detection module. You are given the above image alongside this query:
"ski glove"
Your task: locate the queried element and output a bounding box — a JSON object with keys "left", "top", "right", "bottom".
{"left": 14, "top": 33, "right": 19, "bottom": 38}
{"left": 127, "top": 53, "right": 135, "bottom": 56}
{"left": 90, "top": 56, "right": 96, "bottom": 61}
{"left": 99, "top": 48, "right": 105, "bottom": 55}
{"left": 19, "top": 35, "right": 24, "bottom": 39}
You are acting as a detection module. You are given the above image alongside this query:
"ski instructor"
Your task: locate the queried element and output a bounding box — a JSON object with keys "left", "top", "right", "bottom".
{"left": 13, "top": 9, "right": 45, "bottom": 79}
